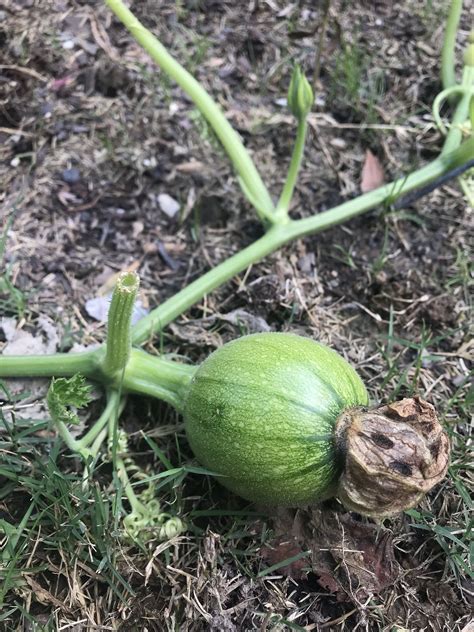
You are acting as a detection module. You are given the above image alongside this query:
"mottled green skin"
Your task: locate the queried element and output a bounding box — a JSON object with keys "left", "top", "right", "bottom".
{"left": 184, "top": 333, "right": 369, "bottom": 506}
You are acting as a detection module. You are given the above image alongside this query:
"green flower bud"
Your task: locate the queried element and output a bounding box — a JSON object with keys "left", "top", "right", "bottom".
{"left": 287, "top": 65, "right": 314, "bottom": 120}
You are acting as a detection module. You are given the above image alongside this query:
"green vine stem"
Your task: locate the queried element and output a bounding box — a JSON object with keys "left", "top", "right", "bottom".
{"left": 276, "top": 118, "right": 308, "bottom": 218}
{"left": 130, "top": 136, "right": 474, "bottom": 345}
{"left": 433, "top": 85, "right": 474, "bottom": 135}
{"left": 105, "top": 0, "right": 275, "bottom": 223}
{"left": 441, "top": 0, "right": 463, "bottom": 92}
{"left": 51, "top": 415, "right": 82, "bottom": 454}
{"left": 77, "top": 390, "right": 121, "bottom": 452}
{"left": 0, "top": 148, "right": 472, "bottom": 390}
{"left": 0, "top": 349, "right": 100, "bottom": 378}
{"left": 120, "top": 349, "right": 196, "bottom": 411}
{"left": 441, "top": 55, "right": 474, "bottom": 155}
{"left": 102, "top": 271, "right": 139, "bottom": 378}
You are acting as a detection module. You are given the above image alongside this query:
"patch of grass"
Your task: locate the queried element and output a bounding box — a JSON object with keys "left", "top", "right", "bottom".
{"left": 329, "top": 40, "right": 385, "bottom": 125}
{"left": 331, "top": 243, "right": 358, "bottom": 269}
{"left": 418, "top": 0, "right": 450, "bottom": 30}
{"left": 379, "top": 292, "right": 472, "bottom": 587}
{"left": 446, "top": 246, "right": 473, "bottom": 304}
{"left": 380, "top": 319, "right": 459, "bottom": 399}
{"left": 0, "top": 411, "right": 133, "bottom": 624}
{"left": 0, "top": 211, "right": 27, "bottom": 319}
{"left": 0, "top": 276, "right": 26, "bottom": 320}
{"left": 0, "top": 394, "right": 267, "bottom": 627}
{"left": 370, "top": 221, "right": 390, "bottom": 275}
{"left": 0, "top": 416, "right": 133, "bottom": 604}
{"left": 405, "top": 474, "right": 472, "bottom": 585}
{"left": 174, "top": 27, "right": 211, "bottom": 77}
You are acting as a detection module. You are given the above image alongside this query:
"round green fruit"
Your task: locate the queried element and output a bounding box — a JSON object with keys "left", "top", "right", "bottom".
{"left": 183, "top": 332, "right": 369, "bottom": 506}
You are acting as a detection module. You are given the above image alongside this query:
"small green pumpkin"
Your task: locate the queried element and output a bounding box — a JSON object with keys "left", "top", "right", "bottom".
{"left": 184, "top": 332, "right": 369, "bottom": 506}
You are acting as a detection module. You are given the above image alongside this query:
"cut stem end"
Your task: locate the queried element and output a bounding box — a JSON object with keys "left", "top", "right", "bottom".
{"left": 102, "top": 271, "right": 140, "bottom": 378}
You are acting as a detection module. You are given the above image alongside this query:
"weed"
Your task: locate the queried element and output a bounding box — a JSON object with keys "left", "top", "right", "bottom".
{"left": 0, "top": 210, "right": 27, "bottom": 319}
{"left": 380, "top": 322, "right": 458, "bottom": 398}
{"left": 331, "top": 243, "right": 358, "bottom": 269}
{"left": 0, "top": 276, "right": 26, "bottom": 319}
{"left": 189, "top": 107, "right": 221, "bottom": 150}
{"left": 446, "top": 246, "right": 473, "bottom": 304}
{"left": 0, "top": 411, "right": 132, "bottom": 620}
{"left": 175, "top": 27, "right": 211, "bottom": 76}
{"left": 329, "top": 41, "right": 385, "bottom": 125}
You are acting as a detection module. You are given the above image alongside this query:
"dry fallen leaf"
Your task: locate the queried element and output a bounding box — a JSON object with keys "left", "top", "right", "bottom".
{"left": 260, "top": 540, "right": 309, "bottom": 580}
{"left": 217, "top": 309, "right": 271, "bottom": 333}
{"left": 0, "top": 317, "right": 59, "bottom": 419}
{"left": 265, "top": 507, "right": 398, "bottom": 599}
{"left": 361, "top": 149, "right": 385, "bottom": 192}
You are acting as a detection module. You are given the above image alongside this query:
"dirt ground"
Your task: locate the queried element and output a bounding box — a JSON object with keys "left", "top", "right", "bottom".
{"left": 0, "top": 0, "right": 472, "bottom": 630}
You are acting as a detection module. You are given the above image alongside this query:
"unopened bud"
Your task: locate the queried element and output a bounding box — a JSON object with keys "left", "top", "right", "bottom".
{"left": 287, "top": 65, "right": 314, "bottom": 120}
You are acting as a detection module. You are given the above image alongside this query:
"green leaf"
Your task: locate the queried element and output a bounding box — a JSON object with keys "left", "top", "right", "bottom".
{"left": 47, "top": 374, "right": 92, "bottom": 425}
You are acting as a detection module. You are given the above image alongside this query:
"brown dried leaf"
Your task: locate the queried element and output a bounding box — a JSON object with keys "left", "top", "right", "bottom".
{"left": 260, "top": 539, "right": 308, "bottom": 580}
{"left": 361, "top": 149, "right": 385, "bottom": 192}
{"left": 266, "top": 508, "right": 398, "bottom": 597}
{"left": 317, "top": 572, "right": 347, "bottom": 601}
{"left": 260, "top": 508, "right": 309, "bottom": 579}
{"left": 217, "top": 309, "right": 271, "bottom": 333}
{"left": 308, "top": 509, "right": 398, "bottom": 599}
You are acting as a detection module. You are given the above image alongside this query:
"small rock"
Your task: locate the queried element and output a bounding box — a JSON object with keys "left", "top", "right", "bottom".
{"left": 158, "top": 193, "right": 180, "bottom": 218}
{"left": 85, "top": 296, "right": 110, "bottom": 322}
{"left": 85, "top": 295, "right": 149, "bottom": 325}
{"left": 132, "top": 221, "right": 144, "bottom": 238}
{"left": 142, "top": 157, "right": 157, "bottom": 169}
{"left": 1, "top": 317, "right": 58, "bottom": 355}
{"left": 298, "top": 252, "right": 316, "bottom": 273}
{"left": 421, "top": 348, "right": 435, "bottom": 369}
{"left": 451, "top": 374, "right": 467, "bottom": 388}
{"left": 61, "top": 167, "right": 81, "bottom": 184}
{"left": 330, "top": 138, "right": 347, "bottom": 149}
